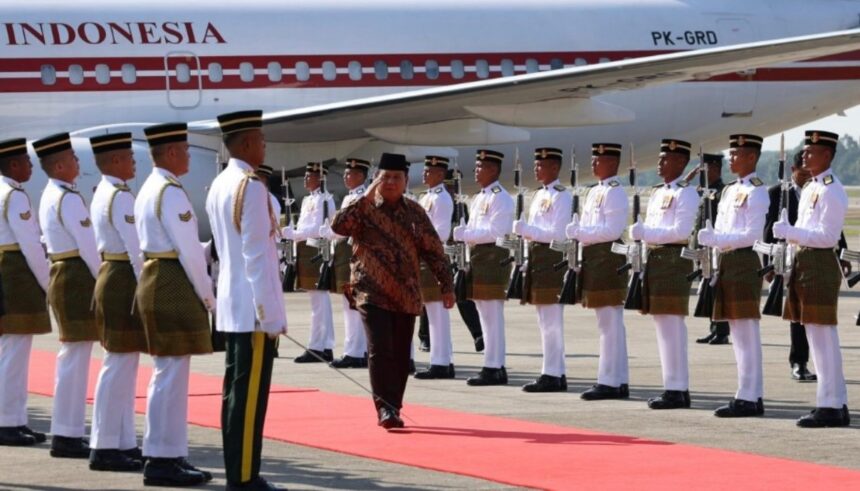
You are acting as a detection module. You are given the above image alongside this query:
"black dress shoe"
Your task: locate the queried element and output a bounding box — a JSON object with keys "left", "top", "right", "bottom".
{"left": 474, "top": 336, "right": 484, "bottom": 352}
{"left": 143, "top": 457, "right": 208, "bottom": 487}
{"left": 17, "top": 425, "right": 46, "bottom": 443}
{"left": 293, "top": 349, "right": 333, "bottom": 363}
{"left": 695, "top": 332, "right": 716, "bottom": 344}
{"left": 227, "top": 476, "right": 283, "bottom": 490}
{"left": 797, "top": 405, "right": 851, "bottom": 428}
{"left": 714, "top": 398, "right": 764, "bottom": 418}
{"left": 414, "top": 364, "right": 455, "bottom": 379}
{"left": 418, "top": 339, "right": 431, "bottom": 352}
{"left": 466, "top": 367, "right": 508, "bottom": 386}
{"left": 330, "top": 354, "right": 367, "bottom": 369}
{"left": 647, "top": 390, "right": 691, "bottom": 410}
{"left": 791, "top": 363, "right": 817, "bottom": 382}
{"left": 0, "top": 427, "right": 37, "bottom": 446}
{"left": 581, "top": 383, "right": 629, "bottom": 400}
{"left": 377, "top": 408, "right": 405, "bottom": 429}
{"left": 522, "top": 374, "right": 567, "bottom": 393}
{"left": 89, "top": 448, "right": 144, "bottom": 472}
{"left": 176, "top": 457, "right": 212, "bottom": 482}
{"left": 50, "top": 435, "right": 91, "bottom": 458}
{"left": 709, "top": 334, "right": 730, "bottom": 345}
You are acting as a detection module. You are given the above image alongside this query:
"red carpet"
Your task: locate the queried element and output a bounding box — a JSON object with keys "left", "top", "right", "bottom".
{"left": 28, "top": 350, "right": 860, "bottom": 490}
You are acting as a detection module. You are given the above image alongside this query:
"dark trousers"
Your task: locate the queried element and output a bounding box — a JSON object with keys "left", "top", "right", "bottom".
{"left": 789, "top": 321, "right": 810, "bottom": 365}
{"left": 361, "top": 304, "right": 415, "bottom": 412}
{"left": 418, "top": 300, "right": 482, "bottom": 344}
{"left": 222, "top": 332, "right": 276, "bottom": 485}
{"left": 710, "top": 320, "right": 730, "bottom": 337}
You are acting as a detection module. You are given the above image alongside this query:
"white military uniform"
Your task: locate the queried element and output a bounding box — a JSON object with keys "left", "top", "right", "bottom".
{"left": 288, "top": 187, "right": 336, "bottom": 352}
{"left": 455, "top": 180, "right": 515, "bottom": 369}
{"left": 89, "top": 175, "right": 144, "bottom": 451}
{"left": 515, "top": 180, "right": 571, "bottom": 377}
{"left": 0, "top": 176, "right": 49, "bottom": 429}
{"left": 636, "top": 176, "right": 698, "bottom": 391}
{"left": 39, "top": 178, "right": 99, "bottom": 439}
{"left": 135, "top": 167, "right": 214, "bottom": 458}
{"left": 707, "top": 172, "right": 769, "bottom": 402}
{"left": 571, "top": 176, "right": 630, "bottom": 387}
{"left": 419, "top": 183, "right": 454, "bottom": 367}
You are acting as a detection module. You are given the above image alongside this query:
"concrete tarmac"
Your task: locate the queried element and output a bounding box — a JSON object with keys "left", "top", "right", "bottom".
{"left": 3, "top": 290, "right": 860, "bottom": 490}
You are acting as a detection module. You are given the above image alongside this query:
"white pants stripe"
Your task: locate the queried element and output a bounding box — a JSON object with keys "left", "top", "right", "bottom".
{"left": 340, "top": 295, "right": 367, "bottom": 358}
{"left": 91, "top": 351, "right": 140, "bottom": 450}
{"left": 653, "top": 315, "right": 689, "bottom": 391}
{"left": 596, "top": 306, "right": 629, "bottom": 387}
{"left": 50, "top": 341, "right": 94, "bottom": 438}
{"left": 806, "top": 324, "right": 848, "bottom": 408}
{"left": 0, "top": 334, "right": 34, "bottom": 427}
{"left": 143, "top": 356, "right": 190, "bottom": 458}
{"left": 307, "top": 291, "right": 334, "bottom": 351}
{"left": 536, "top": 304, "right": 565, "bottom": 377}
{"left": 426, "top": 301, "right": 453, "bottom": 366}
{"left": 729, "top": 319, "right": 763, "bottom": 401}
{"left": 474, "top": 300, "right": 505, "bottom": 368}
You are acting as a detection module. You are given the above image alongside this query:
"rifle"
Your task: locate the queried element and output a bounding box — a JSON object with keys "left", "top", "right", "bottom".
{"left": 551, "top": 145, "right": 580, "bottom": 305}
{"left": 611, "top": 143, "right": 644, "bottom": 310}
{"left": 280, "top": 168, "right": 297, "bottom": 292}
{"left": 497, "top": 148, "right": 525, "bottom": 300}
{"left": 309, "top": 169, "right": 333, "bottom": 290}
{"left": 680, "top": 146, "right": 716, "bottom": 318}
{"left": 752, "top": 133, "right": 788, "bottom": 316}
{"left": 443, "top": 157, "right": 469, "bottom": 302}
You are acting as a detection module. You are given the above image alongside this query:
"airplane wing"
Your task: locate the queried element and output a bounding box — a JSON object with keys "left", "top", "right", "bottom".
{"left": 189, "top": 28, "right": 860, "bottom": 145}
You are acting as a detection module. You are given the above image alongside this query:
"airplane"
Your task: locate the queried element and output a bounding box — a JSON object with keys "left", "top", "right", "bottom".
{"left": 2, "top": 0, "right": 860, "bottom": 238}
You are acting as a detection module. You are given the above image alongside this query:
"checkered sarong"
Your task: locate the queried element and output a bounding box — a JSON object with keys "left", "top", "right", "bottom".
{"left": 784, "top": 247, "right": 841, "bottom": 325}
{"left": 578, "top": 241, "right": 627, "bottom": 309}
{"left": 713, "top": 248, "right": 762, "bottom": 321}
{"left": 640, "top": 245, "right": 693, "bottom": 315}
{"left": 48, "top": 257, "right": 98, "bottom": 342}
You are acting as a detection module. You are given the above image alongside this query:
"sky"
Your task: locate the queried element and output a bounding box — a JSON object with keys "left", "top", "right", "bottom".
{"left": 762, "top": 104, "right": 860, "bottom": 151}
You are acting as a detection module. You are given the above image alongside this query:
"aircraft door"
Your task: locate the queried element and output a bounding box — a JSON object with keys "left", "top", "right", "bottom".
{"left": 717, "top": 19, "right": 758, "bottom": 117}
{"left": 164, "top": 52, "right": 202, "bottom": 109}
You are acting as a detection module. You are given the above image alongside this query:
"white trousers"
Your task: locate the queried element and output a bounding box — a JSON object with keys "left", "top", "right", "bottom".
{"left": 596, "top": 306, "right": 629, "bottom": 387}
{"left": 474, "top": 300, "right": 505, "bottom": 368}
{"left": 340, "top": 295, "right": 367, "bottom": 358}
{"left": 50, "top": 341, "right": 94, "bottom": 437}
{"left": 0, "top": 334, "right": 33, "bottom": 427}
{"left": 729, "top": 319, "right": 763, "bottom": 401}
{"left": 536, "top": 304, "right": 565, "bottom": 377}
{"left": 91, "top": 351, "right": 140, "bottom": 450}
{"left": 426, "top": 301, "right": 453, "bottom": 366}
{"left": 653, "top": 315, "right": 689, "bottom": 391}
{"left": 307, "top": 291, "right": 334, "bottom": 351}
{"left": 143, "top": 356, "right": 190, "bottom": 458}
{"left": 806, "top": 324, "right": 848, "bottom": 408}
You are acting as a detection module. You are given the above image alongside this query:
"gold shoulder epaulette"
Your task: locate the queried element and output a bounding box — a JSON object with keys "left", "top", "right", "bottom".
{"left": 166, "top": 176, "right": 182, "bottom": 188}
{"left": 60, "top": 185, "right": 80, "bottom": 194}
{"left": 434, "top": 187, "right": 443, "bottom": 194}
{"left": 609, "top": 180, "right": 620, "bottom": 187}
{"left": 823, "top": 175, "right": 834, "bottom": 185}
{"left": 553, "top": 184, "right": 566, "bottom": 192}
{"left": 113, "top": 183, "right": 131, "bottom": 192}
{"left": 677, "top": 180, "right": 689, "bottom": 188}
{"left": 491, "top": 186, "right": 501, "bottom": 194}
{"left": 178, "top": 211, "right": 193, "bottom": 222}
{"left": 156, "top": 180, "right": 183, "bottom": 220}
{"left": 750, "top": 177, "right": 763, "bottom": 187}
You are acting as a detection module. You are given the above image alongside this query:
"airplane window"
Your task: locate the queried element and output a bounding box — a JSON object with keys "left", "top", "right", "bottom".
{"left": 176, "top": 63, "right": 191, "bottom": 83}
{"left": 40, "top": 65, "right": 56, "bottom": 85}
{"left": 322, "top": 61, "right": 337, "bottom": 81}
{"left": 348, "top": 61, "right": 362, "bottom": 81}
{"left": 68, "top": 65, "right": 84, "bottom": 85}
{"left": 208, "top": 62, "right": 223, "bottom": 83}
{"left": 240, "top": 62, "right": 254, "bottom": 82}
{"left": 550, "top": 58, "right": 564, "bottom": 70}
{"left": 400, "top": 60, "right": 414, "bottom": 80}
{"left": 475, "top": 59, "right": 489, "bottom": 79}
{"left": 425, "top": 60, "right": 439, "bottom": 80}
{"left": 295, "top": 61, "right": 310, "bottom": 82}
{"left": 574, "top": 58, "right": 587, "bottom": 66}
{"left": 268, "top": 62, "right": 282, "bottom": 82}
{"left": 374, "top": 60, "right": 388, "bottom": 80}
{"left": 599, "top": 57, "right": 611, "bottom": 63}
{"left": 450, "top": 60, "right": 464, "bottom": 79}
{"left": 500, "top": 59, "right": 514, "bottom": 77}
{"left": 94, "top": 64, "right": 110, "bottom": 85}
{"left": 525, "top": 58, "right": 539, "bottom": 73}
{"left": 121, "top": 64, "right": 136, "bottom": 84}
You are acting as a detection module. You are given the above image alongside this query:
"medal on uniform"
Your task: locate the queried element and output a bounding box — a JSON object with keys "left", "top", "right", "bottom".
{"left": 734, "top": 192, "right": 748, "bottom": 208}
{"left": 811, "top": 192, "right": 820, "bottom": 208}
{"left": 661, "top": 194, "right": 673, "bottom": 209}
{"left": 480, "top": 200, "right": 489, "bottom": 215}
{"left": 539, "top": 198, "right": 551, "bottom": 213}
{"left": 595, "top": 190, "right": 605, "bottom": 208}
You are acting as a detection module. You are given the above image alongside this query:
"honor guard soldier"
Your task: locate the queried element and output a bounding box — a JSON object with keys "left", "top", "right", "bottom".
{"left": 414, "top": 155, "right": 456, "bottom": 379}
{"left": 284, "top": 162, "right": 336, "bottom": 363}
{"left": 0, "top": 138, "right": 51, "bottom": 447}
{"left": 87, "top": 132, "right": 147, "bottom": 471}
{"left": 254, "top": 164, "right": 284, "bottom": 358}
{"left": 629, "top": 139, "right": 698, "bottom": 409}
{"left": 698, "top": 134, "right": 769, "bottom": 417}
{"left": 514, "top": 148, "right": 572, "bottom": 392}
{"left": 35, "top": 132, "right": 101, "bottom": 458}
{"left": 325, "top": 158, "right": 370, "bottom": 369}
{"left": 567, "top": 143, "right": 631, "bottom": 400}
{"left": 453, "top": 149, "right": 515, "bottom": 386}
{"left": 206, "top": 110, "right": 287, "bottom": 490}
{"left": 136, "top": 122, "right": 214, "bottom": 486}
{"left": 774, "top": 130, "right": 850, "bottom": 428}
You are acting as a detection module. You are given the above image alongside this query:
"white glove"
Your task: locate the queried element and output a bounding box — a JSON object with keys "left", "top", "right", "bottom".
{"left": 512, "top": 219, "right": 526, "bottom": 236}
{"left": 565, "top": 213, "right": 580, "bottom": 240}
{"left": 772, "top": 208, "right": 791, "bottom": 240}
{"left": 453, "top": 225, "right": 466, "bottom": 242}
{"left": 281, "top": 226, "right": 295, "bottom": 240}
{"left": 697, "top": 219, "right": 715, "bottom": 247}
{"left": 319, "top": 224, "right": 333, "bottom": 240}
{"left": 629, "top": 220, "right": 644, "bottom": 241}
